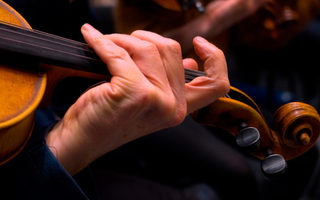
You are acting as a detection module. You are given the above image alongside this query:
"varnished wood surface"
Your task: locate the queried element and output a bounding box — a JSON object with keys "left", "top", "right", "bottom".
{"left": 0, "top": 0, "right": 47, "bottom": 164}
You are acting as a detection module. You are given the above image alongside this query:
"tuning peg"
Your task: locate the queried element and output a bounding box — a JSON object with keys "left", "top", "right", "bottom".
{"left": 193, "top": 0, "right": 205, "bottom": 13}
{"left": 234, "top": 123, "right": 287, "bottom": 176}
{"left": 261, "top": 154, "right": 287, "bottom": 176}
{"left": 236, "top": 126, "right": 261, "bottom": 150}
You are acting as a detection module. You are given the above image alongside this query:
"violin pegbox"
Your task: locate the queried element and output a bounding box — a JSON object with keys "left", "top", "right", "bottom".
{"left": 258, "top": 102, "right": 320, "bottom": 177}
{"left": 192, "top": 87, "right": 320, "bottom": 176}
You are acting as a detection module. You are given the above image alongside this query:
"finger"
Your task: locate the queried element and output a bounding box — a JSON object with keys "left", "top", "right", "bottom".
{"left": 131, "top": 30, "right": 186, "bottom": 105}
{"left": 193, "top": 36, "right": 228, "bottom": 79}
{"left": 183, "top": 58, "right": 198, "bottom": 71}
{"left": 105, "top": 34, "right": 170, "bottom": 91}
{"left": 81, "top": 23, "right": 143, "bottom": 80}
{"left": 185, "top": 36, "right": 230, "bottom": 113}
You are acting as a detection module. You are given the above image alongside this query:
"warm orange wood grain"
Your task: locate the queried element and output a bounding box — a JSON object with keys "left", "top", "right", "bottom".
{"left": 0, "top": 0, "right": 47, "bottom": 165}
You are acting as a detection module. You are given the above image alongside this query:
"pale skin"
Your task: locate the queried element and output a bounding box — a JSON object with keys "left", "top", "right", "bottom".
{"left": 45, "top": 23, "right": 230, "bottom": 176}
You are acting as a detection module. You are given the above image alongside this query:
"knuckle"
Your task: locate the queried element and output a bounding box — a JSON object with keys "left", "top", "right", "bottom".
{"left": 91, "top": 35, "right": 129, "bottom": 61}
{"left": 92, "top": 34, "right": 107, "bottom": 46}
{"left": 140, "top": 42, "right": 158, "bottom": 53}
{"left": 138, "top": 88, "right": 187, "bottom": 127}
{"left": 160, "top": 96, "right": 186, "bottom": 127}
{"left": 171, "top": 107, "right": 187, "bottom": 126}
{"left": 216, "top": 79, "right": 231, "bottom": 96}
{"left": 131, "top": 30, "right": 146, "bottom": 37}
{"left": 161, "top": 39, "right": 182, "bottom": 54}
{"left": 166, "top": 39, "right": 181, "bottom": 49}
{"left": 108, "top": 48, "right": 128, "bottom": 60}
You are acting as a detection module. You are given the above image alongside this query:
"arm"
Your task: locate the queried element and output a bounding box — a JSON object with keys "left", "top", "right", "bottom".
{"left": 45, "top": 24, "right": 230, "bottom": 175}
{"left": 164, "top": 0, "right": 270, "bottom": 53}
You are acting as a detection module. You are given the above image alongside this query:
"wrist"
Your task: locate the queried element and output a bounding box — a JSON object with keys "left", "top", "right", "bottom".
{"left": 45, "top": 120, "right": 92, "bottom": 176}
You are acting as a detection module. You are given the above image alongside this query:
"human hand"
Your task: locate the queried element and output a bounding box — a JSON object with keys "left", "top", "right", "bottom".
{"left": 45, "top": 24, "right": 229, "bottom": 175}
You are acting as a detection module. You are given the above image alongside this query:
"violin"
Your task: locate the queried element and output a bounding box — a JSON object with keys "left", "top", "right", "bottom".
{"left": 1, "top": 0, "right": 320, "bottom": 176}
{"left": 233, "top": 0, "right": 320, "bottom": 50}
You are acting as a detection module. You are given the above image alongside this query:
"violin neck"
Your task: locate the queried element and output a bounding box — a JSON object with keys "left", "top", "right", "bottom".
{"left": 0, "top": 21, "right": 205, "bottom": 82}
{"left": 0, "top": 21, "right": 110, "bottom": 75}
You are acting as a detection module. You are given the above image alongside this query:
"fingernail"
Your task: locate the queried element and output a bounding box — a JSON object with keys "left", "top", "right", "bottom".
{"left": 81, "top": 23, "right": 94, "bottom": 32}
{"left": 194, "top": 36, "right": 208, "bottom": 43}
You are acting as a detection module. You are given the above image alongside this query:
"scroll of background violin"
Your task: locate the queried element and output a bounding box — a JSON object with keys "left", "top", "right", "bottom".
{"left": 233, "top": 0, "right": 320, "bottom": 50}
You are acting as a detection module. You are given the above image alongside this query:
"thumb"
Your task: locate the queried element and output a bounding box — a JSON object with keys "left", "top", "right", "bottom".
{"left": 185, "top": 36, "right": 230, "bottom": 113}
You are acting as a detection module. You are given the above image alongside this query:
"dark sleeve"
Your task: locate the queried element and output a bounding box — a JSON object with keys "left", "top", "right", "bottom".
{"left": 0, "top": 108, "right": 89, "bottom": 200}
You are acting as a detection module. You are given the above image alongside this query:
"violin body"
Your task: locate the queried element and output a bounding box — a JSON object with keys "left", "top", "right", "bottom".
{"left": 0, "top": 0, "right": 107, "bottom": 165}
{"left": 0, "top": 0, "right": 47, "bottom": 165}
{"left": 1, "top": 0, "right": 320, "bottom": 171}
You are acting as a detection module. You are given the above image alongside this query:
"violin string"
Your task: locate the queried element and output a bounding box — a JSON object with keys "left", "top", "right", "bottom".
{"left": 184, "top": 68, "right": 206, "bottom": 76}
{"left": 0, "top": 22, "right": 204, "bottom": 74}
{"left": 185, "top": 74, "right": 201, "bottom": 80}
{"left": 0, "top": 21, "right": 101, "bottom": 63}
{"left": 0, "top": 34, "right": 205, "bottom": 81}
{"left": 0, "top": 34, "right": 100, "bottom": 62}
{"left": 0, "top": 21, "right": 93, "bottom": 53}
{"left": 0, "top": 29, "right": 205, "bottom": 79}
{"left": 0, "top": 35, "right": 205, "bottom": 81}
{"left": 0, "top": 20, "right": 88, "bottom": 48}
{"left": 0, "top": 20, "right": 207, "bottom": 81}
{"left": 28, "top": 27, "right": 89, "bottom": 48}
{"left": 0, "top": 28, "right": 93, "bottom": 57}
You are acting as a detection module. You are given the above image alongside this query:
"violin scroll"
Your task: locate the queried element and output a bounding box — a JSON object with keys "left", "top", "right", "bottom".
{"left": 233, "top": 0, "right": 320, "bottom": 50}
{"left": 192, "top": 88, "right": 320, "bottom": 164}
{"left": 273, "top": 102, "right": 320, "bottom": 156}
